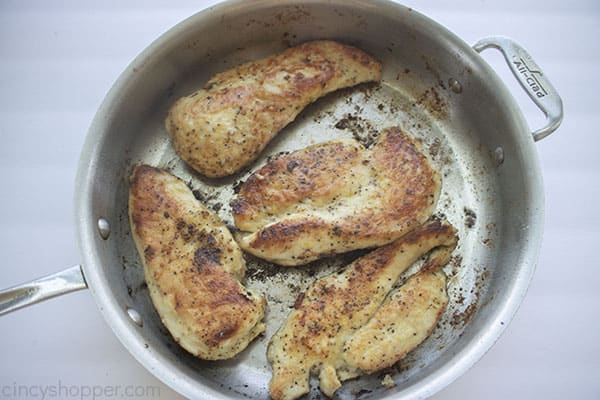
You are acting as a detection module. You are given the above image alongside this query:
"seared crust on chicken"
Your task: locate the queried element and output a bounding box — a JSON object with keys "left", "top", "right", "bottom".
{"left": 343, "top": 244, "right": 455, "bottom": 373}
{"left": 128, "top": 165, "right": 266, "bottom": 360}
{"left": 267, "top": 221, "right": 458, "bottom": 400}
{"left": 166, "top": 40, "right": 381, "bottom": 177}
{"left": 232, "top": 127, "right": 440, "bottom": 266}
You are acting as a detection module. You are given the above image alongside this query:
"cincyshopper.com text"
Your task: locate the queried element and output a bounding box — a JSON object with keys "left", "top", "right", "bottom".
{"left": 1, "top": 381, "right": 161, "bottom": 399}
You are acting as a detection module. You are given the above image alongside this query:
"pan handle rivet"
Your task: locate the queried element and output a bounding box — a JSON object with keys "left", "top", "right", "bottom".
{"left": 448, "top": 78, "right": 462, "bottom": 93}
{"left": 97, "top": 218, "right": 111, "bottom": 240}
{"left": 127, "top": 307, "right": 143, "bottom": 327}
{"left": 494, "top": 146, "right": 504, "bottom": 165}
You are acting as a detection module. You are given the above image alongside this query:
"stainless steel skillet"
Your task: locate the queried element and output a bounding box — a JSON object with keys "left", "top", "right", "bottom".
{"left": 0, "top": 1, "right": 562, "bottom": 399}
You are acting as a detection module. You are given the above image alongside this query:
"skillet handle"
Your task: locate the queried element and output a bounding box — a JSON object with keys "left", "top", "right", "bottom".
{"left": 473, "top": 36, "right": 563, "bottom": 141}
{"left": 0, "top": 265, "right": 87, "bottom": 316}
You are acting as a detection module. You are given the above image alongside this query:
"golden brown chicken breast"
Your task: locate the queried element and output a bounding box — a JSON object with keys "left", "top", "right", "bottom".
{"left": 267, "top": 221, "right": 458, "bottom": 400}
{"left": 128, "top": 165, "right": 266, "bottom": 360}
{"left": 342, "top": 244, "right": 455, "bottom": 373}
{"left": 232, "top": 127, "right": 440, "bottom": 266}
{"left": 165, "top": 40, "right": 381, "bottom": 177}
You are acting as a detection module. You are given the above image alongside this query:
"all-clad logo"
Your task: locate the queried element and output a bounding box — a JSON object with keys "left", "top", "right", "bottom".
{"left": 513, "top": 58, "right": 548, "bottom": 98}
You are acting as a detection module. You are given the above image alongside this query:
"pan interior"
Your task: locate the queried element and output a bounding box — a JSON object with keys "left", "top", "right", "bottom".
{"left": 79, "top": 1, "right": 540, "bottom": 399}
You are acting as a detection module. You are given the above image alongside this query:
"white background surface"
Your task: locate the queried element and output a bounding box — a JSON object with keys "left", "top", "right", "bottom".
{"left": 1, "top": 1, "right": 598, "bottom": 399}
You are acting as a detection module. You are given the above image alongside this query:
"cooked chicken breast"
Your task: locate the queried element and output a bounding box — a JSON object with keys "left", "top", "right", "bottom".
{"left": 342, "top": 244, "right": 455, "bottom": 373}
{"left": 128, "top": 165, "right": 266, "bottom": 360}
{"left": 232, "top": 127, "right": 440, "bottom": 266}
{"left": 166, "top": 40, "right": 381, "bottom": 177}
{"left": 267, "top": 221, "right": 458, "bottom": 400}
